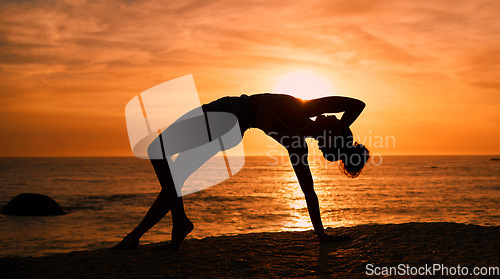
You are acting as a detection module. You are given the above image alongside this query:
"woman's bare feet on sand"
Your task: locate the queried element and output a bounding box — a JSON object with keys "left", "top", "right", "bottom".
{"left": 170, "top": 219, "right": 194, "bottom": 250}
{"left": 114, "top": 234, "right": 140, "bottom": 249}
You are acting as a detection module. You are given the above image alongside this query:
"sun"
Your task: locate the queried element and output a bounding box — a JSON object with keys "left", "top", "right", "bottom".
{"left": 273, "top": 70, "right": 334, "bottom": 100}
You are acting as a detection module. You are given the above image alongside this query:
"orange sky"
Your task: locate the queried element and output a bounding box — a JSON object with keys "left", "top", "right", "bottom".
{"left": 0, "top": 0, "right": 499, "bottom": 156}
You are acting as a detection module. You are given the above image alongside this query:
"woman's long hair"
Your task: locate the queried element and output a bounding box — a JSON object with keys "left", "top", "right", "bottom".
{"left": 317, "top": 116, "right": 370, "bottom": 178}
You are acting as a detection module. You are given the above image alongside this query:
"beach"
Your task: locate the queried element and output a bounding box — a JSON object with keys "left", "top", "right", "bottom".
{"left": 1, "top": 222, "right": 498, "bottom": 278}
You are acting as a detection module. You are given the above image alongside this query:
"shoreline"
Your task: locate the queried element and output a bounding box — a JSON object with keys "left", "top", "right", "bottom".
{"left": 1, "top": 222, "right": 498, "bottom": 278}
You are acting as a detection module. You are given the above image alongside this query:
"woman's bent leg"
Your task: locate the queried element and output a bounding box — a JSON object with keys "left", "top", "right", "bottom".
{"left": 114, "top": 188, "right": 173, "bottom": 249}
{"left": 115, "top": 158, "right": 179, "bottom": 249}
{"left": 150, "top": 157, "right": 194, "bottom": 248}
{"left": 116, "top": 107, "right": 232, "bottom": 249}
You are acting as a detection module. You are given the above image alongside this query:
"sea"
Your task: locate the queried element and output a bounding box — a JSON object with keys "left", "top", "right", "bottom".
{"left": 0, "top": 155, "right": 499, "bottom": 257}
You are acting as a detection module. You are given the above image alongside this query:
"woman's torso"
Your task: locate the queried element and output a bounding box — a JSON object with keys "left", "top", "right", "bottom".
{"left": 249, "top": 93, "right": 312, "bottom": 138}
{"left": 203, "top": 93, "right": 313, "bottom": 140}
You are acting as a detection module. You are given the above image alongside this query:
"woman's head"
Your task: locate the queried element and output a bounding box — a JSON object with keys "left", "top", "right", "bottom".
{"left": 336, "top": 141, "right": 370, "bottom": 178}
{"left": 315, "top": 115, "right": 370, "bottom": 178}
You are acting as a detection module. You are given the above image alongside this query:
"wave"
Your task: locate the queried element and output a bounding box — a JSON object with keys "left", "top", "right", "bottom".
{"left": 83, "top": 193, "right": 141, "bottom": 201}
{"left": 62, "top": 192, "right": 156, "bottom": 211}
{"left": 51, "top": 177, "right": 108, "bottom": 183}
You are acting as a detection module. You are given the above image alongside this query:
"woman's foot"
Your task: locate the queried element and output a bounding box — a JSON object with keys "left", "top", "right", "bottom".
{"left": 113, "top": 234, "right": 140, "bottom": 249}
{"left": 170, "top": 219, "right": 194, "bottom": 250}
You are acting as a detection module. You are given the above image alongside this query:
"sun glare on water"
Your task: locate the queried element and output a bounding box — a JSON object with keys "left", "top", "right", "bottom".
{"left": 273, "top": 70, "right": 334, "bottom": 100}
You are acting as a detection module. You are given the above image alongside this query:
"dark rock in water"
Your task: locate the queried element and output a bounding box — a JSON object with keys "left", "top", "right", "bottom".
{"left": 490, "top": 158, "right": 500, "bottom": 161}
{"left": 1, "top": 193, "right": 66, "bottom": 216}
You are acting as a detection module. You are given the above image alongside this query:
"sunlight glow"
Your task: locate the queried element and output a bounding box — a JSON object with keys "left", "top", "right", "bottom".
{"left": 277, "top": 171, "right": 312, "bottom": 231}
{"left": 273, "top": 70, "right": 334, "bottom": 100}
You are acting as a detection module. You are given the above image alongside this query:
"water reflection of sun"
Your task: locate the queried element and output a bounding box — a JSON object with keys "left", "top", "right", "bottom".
{"left": 277, "top": 158, "right": 351, "bottom": 232}
{"left": 277, "top": 170, "right": 312, "bottom": 231}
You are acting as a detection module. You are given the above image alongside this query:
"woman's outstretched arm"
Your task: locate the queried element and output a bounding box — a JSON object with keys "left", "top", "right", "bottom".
{"left": 289, "top": 148, "right": 351, "bottom": 242}
{"left": 303, "top": 96, "right": 366, "bottom": 130}
{"left": 288, "top": 145, "right": 330, "bottom": 241}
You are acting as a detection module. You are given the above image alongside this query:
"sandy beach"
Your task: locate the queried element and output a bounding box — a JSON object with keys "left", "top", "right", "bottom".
{"left": 1, "top": 222, "right": 498, "bottom": 278}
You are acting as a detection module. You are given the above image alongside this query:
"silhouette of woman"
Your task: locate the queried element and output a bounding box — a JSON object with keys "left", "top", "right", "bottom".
{"left": 115, "top": 93, "right": 369, "bottom": 249}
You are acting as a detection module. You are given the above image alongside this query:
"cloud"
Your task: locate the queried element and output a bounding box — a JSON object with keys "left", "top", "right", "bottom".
{"left": 0, "top": 0, "right": 499, "bottom": 155}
